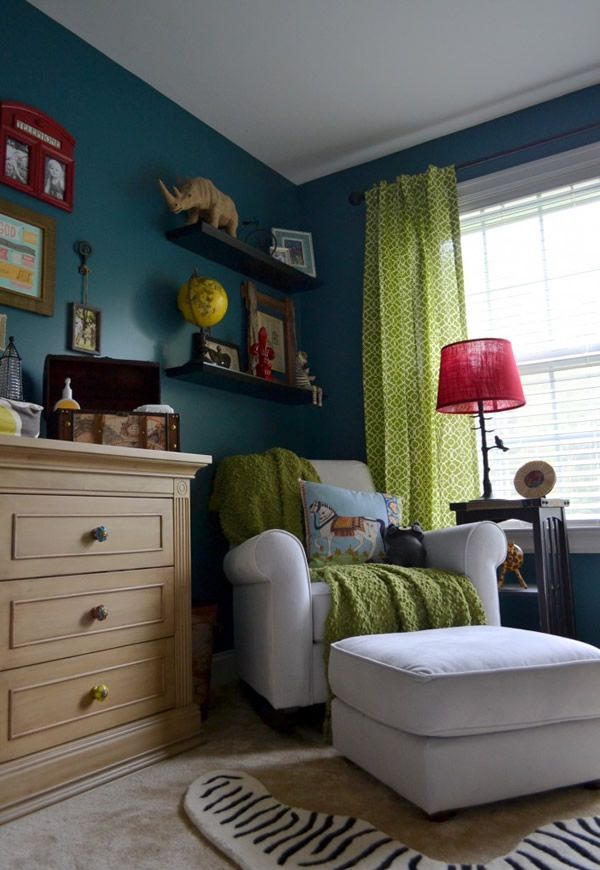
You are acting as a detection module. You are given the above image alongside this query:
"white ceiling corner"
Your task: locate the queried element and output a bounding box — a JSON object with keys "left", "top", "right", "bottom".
{"left": 26, "top": 0, "right": 600, "bottom": 184}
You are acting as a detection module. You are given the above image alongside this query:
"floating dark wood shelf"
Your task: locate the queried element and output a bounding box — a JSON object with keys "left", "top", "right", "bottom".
{"left": 165, "top": 360, "right": 315, "bottom": 404}
{"left": 166, "top": 222, "right": 321, "bottom": 293}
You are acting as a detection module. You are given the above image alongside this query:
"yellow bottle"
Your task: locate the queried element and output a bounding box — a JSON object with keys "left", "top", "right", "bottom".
{"left": 53, "top": 377, "right": 81, "bottom": 411}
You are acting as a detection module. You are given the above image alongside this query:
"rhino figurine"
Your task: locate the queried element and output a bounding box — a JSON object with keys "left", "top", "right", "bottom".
{"left": 158, "top": 177, "right": 239, "bottom": 237}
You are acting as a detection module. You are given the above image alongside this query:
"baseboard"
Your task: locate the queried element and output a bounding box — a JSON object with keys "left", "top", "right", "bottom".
{"left": 211, "top": 650, "right": 237, "bottom": 686}
{"left": 0, "top": 706, "right": 202, "bottom": 824}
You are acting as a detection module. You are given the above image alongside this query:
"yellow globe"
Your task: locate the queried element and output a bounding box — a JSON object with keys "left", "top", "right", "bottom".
{"left": 177, "top": 274, "right": 228, "bottom": 328}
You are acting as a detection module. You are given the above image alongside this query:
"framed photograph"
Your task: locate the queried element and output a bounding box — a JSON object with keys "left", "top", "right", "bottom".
{"left": 242, "top": 281, "right": 296, "bottom": 384}
{"left": 70, "top": 303, "right": 101, "bottom": 355}
{"left": 5, "top": 138, "right": 30, "bottom": 187}
{"left": 0, "top": 196, "right": 55, "bottom": 316}
{"left": 193, "top": 333, "right": 241, "bottom": 371}
{"left": 272, "top": 228, "right": 316, "bottom": 277}
{"left": 0, "top": 102, "right": 75, "bottom": 212}
{"left": 271, "top": 246, "right": 292, "bottom": 266}
{"left": 43, "top": 155, "right": 67, "bottom": 202}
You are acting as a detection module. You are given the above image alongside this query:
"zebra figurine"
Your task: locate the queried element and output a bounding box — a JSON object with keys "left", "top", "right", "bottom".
{"left": 295, "top": 350, "right": 323, "bottom": 406}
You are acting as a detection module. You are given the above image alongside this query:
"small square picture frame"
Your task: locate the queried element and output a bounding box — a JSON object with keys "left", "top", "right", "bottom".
{"left": 70, "top": 303, "right": 101, "bottom": 355}
{"left": 194, "top": 334, "right": 241, "bottom": 371}
{"left": 271, "top": 228, "right": 316, "bottom": 277}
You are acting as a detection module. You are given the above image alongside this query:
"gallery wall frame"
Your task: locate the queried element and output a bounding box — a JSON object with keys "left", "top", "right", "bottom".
{"left": 0, "top": 102, "right": 75, "bottom": 212}
{"left": 69, "top": 303, "right": 101, "bottom": 355}
{"left": 0, "top": 196, "right": 56, "bottom": 316}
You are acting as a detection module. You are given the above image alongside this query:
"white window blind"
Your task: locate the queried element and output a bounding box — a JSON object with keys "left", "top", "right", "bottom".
{"left": 459, "top": 153, "right": 600, "bottom": 520}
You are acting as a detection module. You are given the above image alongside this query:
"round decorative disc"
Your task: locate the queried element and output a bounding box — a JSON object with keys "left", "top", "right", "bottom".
{"left": 514, "top": 461, "right": 556, "bottom": 498}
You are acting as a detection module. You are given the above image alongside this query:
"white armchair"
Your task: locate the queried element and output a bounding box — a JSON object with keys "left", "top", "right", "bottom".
{"left": 223, "top": 460, "right": 507, "bottom": 710}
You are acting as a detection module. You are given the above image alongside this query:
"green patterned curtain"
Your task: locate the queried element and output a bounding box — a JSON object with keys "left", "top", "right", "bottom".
{"left": 363, "top": 165, "right": 479, "bottom": 529}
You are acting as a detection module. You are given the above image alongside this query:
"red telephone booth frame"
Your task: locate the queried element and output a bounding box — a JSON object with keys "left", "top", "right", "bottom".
{"left": 0, "top": 102, "right": 75, "bottom": 212}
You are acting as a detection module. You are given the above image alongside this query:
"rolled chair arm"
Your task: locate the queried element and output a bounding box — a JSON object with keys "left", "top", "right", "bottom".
{"left": 224, "top": 529, "right": 316, "bottom": 708}
{"left": 423, "top": 521, "right": 507, "bottom": 625}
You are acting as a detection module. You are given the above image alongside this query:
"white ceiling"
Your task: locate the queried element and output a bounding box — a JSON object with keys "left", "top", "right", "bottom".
{"left": 28, "top": 0, "right": 600, "bottom": 184}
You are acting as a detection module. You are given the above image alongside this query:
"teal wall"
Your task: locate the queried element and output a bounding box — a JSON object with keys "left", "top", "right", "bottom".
{"left": 1, "top": 0, "right": 316, "bottom": 648}
{"left": 3, "top": 1, "right": 599, "bottom": 649}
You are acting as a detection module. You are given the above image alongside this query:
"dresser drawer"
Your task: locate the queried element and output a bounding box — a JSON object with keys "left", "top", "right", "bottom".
{"left": 0, "top": 494, "right": 173, "bottom": 580}
{"left": 0, "top": 568, "right": 174, "bottom": 669}
{"left": 0, "top": 639, "right": 175, "bottom": 761}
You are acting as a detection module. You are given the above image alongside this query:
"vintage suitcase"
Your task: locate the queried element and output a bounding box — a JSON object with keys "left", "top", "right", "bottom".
{"left": 43, "top": 355, "right": 180, "bottom": 451}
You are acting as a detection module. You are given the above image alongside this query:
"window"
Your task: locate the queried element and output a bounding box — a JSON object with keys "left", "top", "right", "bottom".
{"left": 458, "top": 143, "right": 600, "bottom": 522}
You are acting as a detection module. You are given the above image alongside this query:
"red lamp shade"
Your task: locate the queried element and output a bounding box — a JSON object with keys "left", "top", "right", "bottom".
{"left": 436, "top": 338, "right": 525, "bottom": 414}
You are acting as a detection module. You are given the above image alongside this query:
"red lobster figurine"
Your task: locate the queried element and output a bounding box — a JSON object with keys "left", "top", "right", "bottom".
{"left": 250, "top": 326, "right": 275, "bottom": 379}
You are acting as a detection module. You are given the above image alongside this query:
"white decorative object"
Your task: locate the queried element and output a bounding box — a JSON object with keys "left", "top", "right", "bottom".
{"left": 52, "top": 377, "right": 80, "bottom": 411}
{"left": 295, "top": 350, "right": 322, "bottom": 406}
{"left": 133, "top": 404, "right": 175, "bottom": 413}
{"left": 514, "top": 460, "right": 556, "bottom": 498}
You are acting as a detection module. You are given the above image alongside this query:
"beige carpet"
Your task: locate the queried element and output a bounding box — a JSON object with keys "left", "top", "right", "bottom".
{"left": 1, "top": 681, "right": 599, "bottom": 869}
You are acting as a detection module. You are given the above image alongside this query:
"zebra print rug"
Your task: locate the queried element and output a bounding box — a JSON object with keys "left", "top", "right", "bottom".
{"left": 184, "top": 770, "right": 600, "bottom": 869}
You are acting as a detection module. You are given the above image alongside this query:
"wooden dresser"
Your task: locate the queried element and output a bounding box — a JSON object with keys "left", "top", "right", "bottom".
{"left": 0, "top": 435, "right": 211, "bottom": 823}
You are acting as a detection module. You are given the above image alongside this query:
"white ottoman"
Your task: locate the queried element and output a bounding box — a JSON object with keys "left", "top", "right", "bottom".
{"left": 329, "top": 625, "right": 600, "bottom": 816}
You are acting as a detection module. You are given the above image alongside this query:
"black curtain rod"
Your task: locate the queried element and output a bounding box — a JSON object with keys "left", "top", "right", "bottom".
{"left": 348, "top": 120, "right": 600, "bottom": 205}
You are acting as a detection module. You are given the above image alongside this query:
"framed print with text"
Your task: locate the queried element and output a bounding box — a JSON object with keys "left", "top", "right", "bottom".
{"left": 0, "top": 196, "right": 55, "bottom": 316}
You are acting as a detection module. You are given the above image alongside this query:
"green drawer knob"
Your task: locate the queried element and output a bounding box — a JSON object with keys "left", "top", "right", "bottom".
{"left": 92, "top": 525, "right": 109, "bottom": 542}
{"left": 90, "top": 684, "right": 109, "bottom": 702}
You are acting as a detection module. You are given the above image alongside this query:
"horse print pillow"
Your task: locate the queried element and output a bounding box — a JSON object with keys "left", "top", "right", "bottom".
{"left": 299, "top": 480, "right": 401, "bottom": 567}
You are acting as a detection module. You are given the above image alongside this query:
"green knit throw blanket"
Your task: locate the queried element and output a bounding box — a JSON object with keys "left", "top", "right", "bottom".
{"left": 209, "top": 447, "right": 320, "bottom": 546}
{"left": 310, "top": 562, "right": 487, "bottom": 655}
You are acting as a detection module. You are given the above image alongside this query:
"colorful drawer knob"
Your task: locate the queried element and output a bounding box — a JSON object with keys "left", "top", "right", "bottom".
{"left": 90, "top": 684, "right": 109, "bottom": 702}
{"left": 92, "top": 525, "right": 109, "bottom": 542}
{"left": 91, "top": 604, "right": 109, "bottom": 621}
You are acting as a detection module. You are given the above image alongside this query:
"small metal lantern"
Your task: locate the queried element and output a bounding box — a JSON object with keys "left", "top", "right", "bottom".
{"left": 0, "top": 336, "right": 23, "bottom": 400}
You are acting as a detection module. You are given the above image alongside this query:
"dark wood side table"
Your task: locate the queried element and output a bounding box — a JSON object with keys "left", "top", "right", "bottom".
{"left": 450, "top": 498, "right": 576, "bottom": 638}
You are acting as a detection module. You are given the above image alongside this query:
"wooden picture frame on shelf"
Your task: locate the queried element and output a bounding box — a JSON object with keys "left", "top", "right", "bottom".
{"left": 241, "top": 281, "right": 296, "bottom": 385}
{"left": 271, "top": 227, "right": 316, "bottom": 277}
{"left": 193, "top": 333, "right": 241, "bottom": 372}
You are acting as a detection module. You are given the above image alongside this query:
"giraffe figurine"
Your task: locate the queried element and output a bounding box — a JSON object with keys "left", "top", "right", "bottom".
{"left": 497, "top": 541, "right": 528, "bottom": 589}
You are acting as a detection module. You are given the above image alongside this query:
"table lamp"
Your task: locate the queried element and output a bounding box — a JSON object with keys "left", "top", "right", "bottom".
{"left": 436, "top": 337, "right": 525, "bottom": 500}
